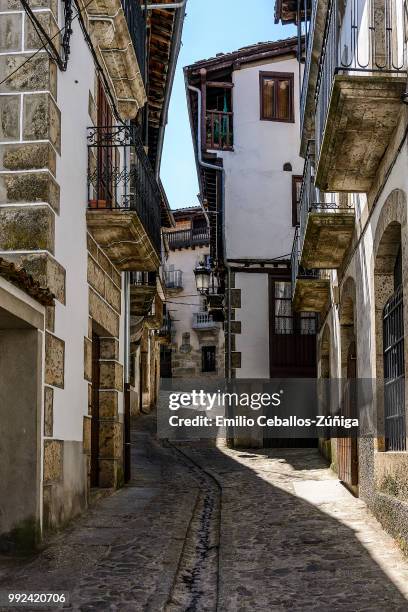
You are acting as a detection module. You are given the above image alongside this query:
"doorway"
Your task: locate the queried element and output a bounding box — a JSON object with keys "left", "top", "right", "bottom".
{"left": 0, "top": 304, "right": 42, "bottom": 551}
{"left": 337, "top": 341, "right": 359, "bottom": 490}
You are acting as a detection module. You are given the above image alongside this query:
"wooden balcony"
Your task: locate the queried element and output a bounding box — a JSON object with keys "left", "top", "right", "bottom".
{"left": 166, "top": 228, "right": 210, "bottom": 250}
{"left": 129, "top": 272, "right": 157, "bottom": 316}
{"left": 206, "top": 110, "right": 233, "bottom": 151}
{"left": 86, "top": 126, "right": 161, "bottom": 272}
{"left": 314, "top": 0, "right": 406, "bottom": 192}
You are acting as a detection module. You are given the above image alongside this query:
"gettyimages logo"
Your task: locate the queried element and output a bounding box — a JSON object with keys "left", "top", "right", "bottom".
{"left": 168, "top": 389, "right": 283, "bottom": 411}
{"left": 158, "top": 378, "right": 376, "bottom": 441}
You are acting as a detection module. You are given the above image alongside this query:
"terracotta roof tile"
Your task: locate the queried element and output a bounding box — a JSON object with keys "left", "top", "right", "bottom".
{"left": 0, "top": 257, "right": 54, "bottom": 306}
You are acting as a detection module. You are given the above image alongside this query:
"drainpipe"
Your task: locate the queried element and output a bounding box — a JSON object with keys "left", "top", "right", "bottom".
{"left": 142, "top": 1, "right": 186, "bottom": 9}
{"left": 124, "top": 272, "right": 130, "bottom": 385}
{"left": 187, "top": 83, "right": 232, "bottom": 380}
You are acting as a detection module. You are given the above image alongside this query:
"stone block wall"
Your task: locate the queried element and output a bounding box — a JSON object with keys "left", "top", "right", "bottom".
{"left": 0, "top": 0, "right": 79, "bottom": 533}
{"left": 85, "top": 234, "right": 124, "bottom": 489}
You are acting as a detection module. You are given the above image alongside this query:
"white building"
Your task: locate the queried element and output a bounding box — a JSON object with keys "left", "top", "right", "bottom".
{"left": 185, "top": 38, "right": 316, "bottom": 386}
{"left": 164, "top": 206, "right": 224, "bottom": 378}
{"left": 0, "top": 0, "right": 184, "bottom": 549}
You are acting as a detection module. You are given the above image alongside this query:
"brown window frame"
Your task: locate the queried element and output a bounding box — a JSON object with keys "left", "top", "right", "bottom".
{"left": 259, "top": 71, "right": 294, "bottom": 123}
{"left": 292, "top": 175, "right": 303, "bottom": 227}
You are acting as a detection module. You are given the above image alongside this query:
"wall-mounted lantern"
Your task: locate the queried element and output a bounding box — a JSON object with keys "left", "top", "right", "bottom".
{"left": 194, "top": 261, "right": 211, "bottom": 295}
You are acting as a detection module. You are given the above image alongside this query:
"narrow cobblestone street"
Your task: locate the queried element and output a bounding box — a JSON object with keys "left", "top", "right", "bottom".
{"left": 1, "top": 413, "right": 408, "bottom": 611}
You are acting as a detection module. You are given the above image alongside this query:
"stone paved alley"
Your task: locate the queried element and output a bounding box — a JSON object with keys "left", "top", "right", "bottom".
{"left": 1, "top": 413, "right": 408, "bottom": 611}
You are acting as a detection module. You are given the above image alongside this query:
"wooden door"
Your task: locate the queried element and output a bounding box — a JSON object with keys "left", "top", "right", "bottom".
{"left": 91, "top": 333, "right": 100, "bottom": 487}
{"left": 337, "top": 341, "right": 358, "bottom": 488}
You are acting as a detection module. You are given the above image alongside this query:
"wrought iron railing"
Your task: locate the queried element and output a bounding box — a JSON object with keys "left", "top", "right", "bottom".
{"left": 206, "top": 110, "right": 233, "bottom": 150}
{"left": 166, "top": 228, "right": 210, "bottom": 250}
{"left": 298, "top": 142, "right": 354, "bottom": 253}
{"left": 129, "top": 271, "right": 156, "bottom": 287}
{"left": 300, "top": 0, "right": 318, "bottom": 138}
{"left": 291, "top": 227, "right": 320, "bottom": 299}
{"left": 157, "top": 309, "right": 172, "bottom": 339}
{"left": 164, "top": 269, "right": 183, "bottom": 289}
{"left": 315, "top": 0, "right": 407, "bottom": 161}
{"left": 192, "top": 311, "right": 216, "bottom": 328}
{"left": 383, "top": 283, "right": 406, "bottom": 451}
{"left": 87, "top": 124, "right": 162, "bottom": 253}
{"left": 121, "top": 0, "right": 146, "bottom": 81}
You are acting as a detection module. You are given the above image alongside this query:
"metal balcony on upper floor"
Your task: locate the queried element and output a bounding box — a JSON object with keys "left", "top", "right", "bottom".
{"left": 121, "top": 0, "right": 146, "bottom": 82}
{"left": 313, "top": 0, "right": 407, "bottom": 192}
{"left": 298, "top": 143, "right": 355, "bottom": 269}
{"left": 291, "top": 227, "right": 330, "bottom": 312}
{"left": 164, "top": 269, "right": 183, "bottom": 291}
{"left": 129, "top": 271, "right": 157, "bottom": 316}
{"left": 192, "top": 311, "right": 219, "bottom": 330}
{"left": 86, "top": 125, "right": 161, "bottom": 271}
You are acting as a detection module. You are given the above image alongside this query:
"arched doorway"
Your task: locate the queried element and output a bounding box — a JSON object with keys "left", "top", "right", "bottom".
{"left": 338, "top": 278, "right": 358, "bottom": 493}
{"left": 319, "top": 324, "right": 332, "bottom": 461}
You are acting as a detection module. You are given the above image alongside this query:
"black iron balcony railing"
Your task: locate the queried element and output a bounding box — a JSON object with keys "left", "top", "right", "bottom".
{"left": 121, "top": 0, "right": 146, "bottom": 81}
{"left": 130, "top": 271, "right": 156, "bottom": 287}
{"left": 87, "top": 124, "right": 161, "bottom": 254}
{"left": 206, "top": 110, "right": 233, "bottom": 150}
{"left": 291, "top": 226, "right": 319, "bottom": 298}
{"left": 315, "top": 0, "right": 407, "bottom": 161}
{"left": 167, "top": 228, "right": 210, "bottom": 250}
{"left": 164, "top": 269, "right": 183, "bottom": 289}
{"left": 300, "top": 0, "right": 318, "bottom": 138}
{"left": 298, "top": 142, "right": 354, "bottom": 253}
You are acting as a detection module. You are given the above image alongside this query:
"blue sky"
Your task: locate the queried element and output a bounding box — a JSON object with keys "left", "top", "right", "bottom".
{"left": 160, "top": 0, "right": 296, "bottom": 210}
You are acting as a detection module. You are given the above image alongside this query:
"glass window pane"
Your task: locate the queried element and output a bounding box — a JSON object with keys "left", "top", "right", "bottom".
{"left": 262, "top": 78, "right": 275, "bottom": 119}
{"left": 277, "top": 79, "right": 290, "bottom": 120}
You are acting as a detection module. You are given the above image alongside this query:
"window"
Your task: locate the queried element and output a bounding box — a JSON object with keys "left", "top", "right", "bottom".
{"left": 202, "top": 346, "right": 216, "bottom": 373}
{"left": 273, "top": 281, "right": 317, "bottom": 335}
{"left": 274, "top": 282, "right": 293, "bottom": 334}
{"left": 260, "top": 72, "right": 294, "bottom": 122}
{"left": 292, "top": 175, "right": 303, "bottom": 226}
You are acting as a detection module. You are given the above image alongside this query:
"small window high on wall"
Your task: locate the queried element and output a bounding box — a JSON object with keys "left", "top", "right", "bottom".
{"left": 260, "top": 72, "right": 294, "bottom": 123}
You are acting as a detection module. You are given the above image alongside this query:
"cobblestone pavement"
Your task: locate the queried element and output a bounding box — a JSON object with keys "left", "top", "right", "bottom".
{"left": 1, "top": 415, "right": 408, "bottom": 611}
{"left": 0, "top": 415, "right": 201, "bottom": 611}
{"left": 181, "top": 444, "right": 408, "bottom": 612}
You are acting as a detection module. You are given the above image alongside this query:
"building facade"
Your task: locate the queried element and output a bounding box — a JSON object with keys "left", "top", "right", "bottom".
{"left": 0, "top": 0, "right": 184, "bottom": 550}
{"left": 276, "top": 0, "right": 408, "bottom": 547}
{"left": 185, "top": 39, "right": 318, "bottom": 447}
{"left": 164, "top": 206, "right": 224, "bottom": 378}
